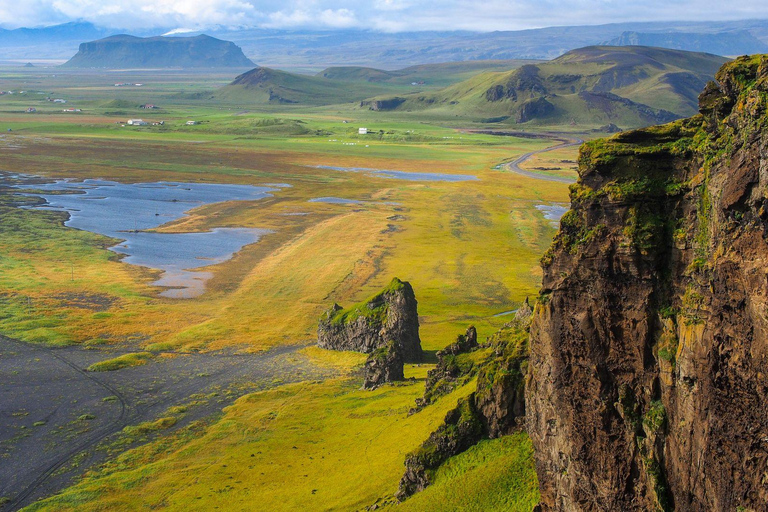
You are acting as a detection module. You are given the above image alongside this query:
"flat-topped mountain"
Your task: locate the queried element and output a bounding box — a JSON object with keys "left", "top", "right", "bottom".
{"left": 62, "top": 34, "right": 255, "bottom": 69}
{"left": 363, "top": 45, "right": 729, "bottom": 128}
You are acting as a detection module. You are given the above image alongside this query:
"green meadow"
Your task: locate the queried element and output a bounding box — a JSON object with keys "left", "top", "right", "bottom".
{"left": 0, "top": 65, "right": 578, "bottom": 510}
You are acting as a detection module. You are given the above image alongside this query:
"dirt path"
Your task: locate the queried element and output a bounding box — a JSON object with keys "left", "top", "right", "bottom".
{"left": 0, "top": 336, "right": 332, "bottom": 511}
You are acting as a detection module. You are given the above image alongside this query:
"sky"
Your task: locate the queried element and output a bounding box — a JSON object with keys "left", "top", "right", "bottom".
{"left": 1, "top": 0, "right": 768, "bottom": 32}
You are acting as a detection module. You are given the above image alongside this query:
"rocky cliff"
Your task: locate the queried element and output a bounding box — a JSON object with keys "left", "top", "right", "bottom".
{"left": 318, "top": 277, "right": 422, "bottom": 363}
{"left": 528, "top": 55, "right": 768, "bottom": 511}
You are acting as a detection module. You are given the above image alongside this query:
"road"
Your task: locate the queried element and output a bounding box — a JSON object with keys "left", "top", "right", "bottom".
{"left": 504, "top": 135, "right": 583, "bottom": 183}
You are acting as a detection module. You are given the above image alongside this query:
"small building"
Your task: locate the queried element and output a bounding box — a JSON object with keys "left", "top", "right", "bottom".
{"left": 53, "top": 98, "right": 66, "bottom": 103}
{"left": 186, "top": 120, "right": 197, "bottom": 126}
{"left": 25, "top": 107, "right": 36, "bottom": 113}
{"left": 127, "top": 119, "right": 148, "bottom": 126}
{"left": 358, "top": 127, "right": 368, "bottom": 135}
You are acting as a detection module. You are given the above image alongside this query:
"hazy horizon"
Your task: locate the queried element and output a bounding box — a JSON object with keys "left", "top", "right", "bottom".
{"left": 2, "top": 0, "right": 768, "bottom": 33}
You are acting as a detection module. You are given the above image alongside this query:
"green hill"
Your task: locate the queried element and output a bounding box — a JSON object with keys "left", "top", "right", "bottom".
{"left": 215, "top": 67, "right": 406, "bottom": 105}
{"left": 62, "top": 34, "right": 255, "bottom": 69}
{"left": 217, "top": 60, "right": 534, "bottom": 106}
{"left": 360, "top": 46, "right": 729, "bottom": 128}
{"left": 317, "top": 60, "right": 536, "bottom": 88}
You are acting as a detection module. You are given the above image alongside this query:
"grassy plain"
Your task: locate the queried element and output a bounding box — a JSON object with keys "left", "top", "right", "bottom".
{"left": 0, "top": 65, "right": 576, "bottom": 510}
{"left": 0, "top": 67, "right": 572, "bottom": 353}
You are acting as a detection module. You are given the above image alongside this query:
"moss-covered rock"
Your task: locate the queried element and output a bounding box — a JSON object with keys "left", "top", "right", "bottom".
{"left": 317, "top": 277, "right": 422, "bottom": 362}
{"left": 362, "top": 340, "right": 404, "bottom": 390}
{"left": 413, "top": 326, "right": 480, "bottom": 411}
{"left": 396, "top": 395, "right": 484, "bottom": 501}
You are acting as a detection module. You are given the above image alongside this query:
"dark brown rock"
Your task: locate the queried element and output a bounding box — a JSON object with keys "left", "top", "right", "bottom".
{"left": 412, "top": 326, "right": 480, "bottom": 411}
{"left": 362, "top": 340, "right": 404, "bottom": 390}
{"left": 317, "top": 277, "right": 422, "bottom": 363}
{"left": 528, "top": 55, "right": 768, "bottom": 511}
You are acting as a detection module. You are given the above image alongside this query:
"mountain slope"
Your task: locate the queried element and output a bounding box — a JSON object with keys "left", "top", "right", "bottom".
{"left": 317, "top": 60, "right": 537, "bottom": 88}
{"left": 362, "top": 46, "right": 728, "bottom": 128}
{"left": 529, "top": 54, "right": 768, "bottom": 510}
{"left": 62, "top": 34, "right": 254, "bottom": 68}
{"left": 215, "top": 67, "right": 403, "bottom": 105}
{"left": 215, "top": 60, "right": 534, "bottom": 106}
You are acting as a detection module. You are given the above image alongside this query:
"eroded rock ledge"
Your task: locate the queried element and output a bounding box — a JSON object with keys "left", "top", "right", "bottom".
{"left": 318, "top": 277, "right": 422, "bottom": 388}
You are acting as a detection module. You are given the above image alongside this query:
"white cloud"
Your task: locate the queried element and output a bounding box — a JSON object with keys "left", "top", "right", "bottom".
{"left": 1, "top": 0, "right": 768, "bottom": 31}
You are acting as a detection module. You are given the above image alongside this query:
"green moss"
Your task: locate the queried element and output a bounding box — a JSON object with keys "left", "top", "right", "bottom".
{"left": 326, "top": 277, "right": 406, "bottom": 326}
{"left": 86, "top": 352, "right": 154, "bottom": 372}
{"left": 643, "top": 400, "right": 667, "bottom": 435}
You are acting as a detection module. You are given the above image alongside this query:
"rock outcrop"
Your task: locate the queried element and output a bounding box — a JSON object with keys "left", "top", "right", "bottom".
{"left": 396, "top": 395, "right": 484, "bottom": 501}
{"left": 362, "top": 340, "right": 404, "bottom": 390}
{"left": 318, "top": 277, "right": 422, "bottom": 363}
{"left": 397, "top": 316, "right": 531, "bottom": 501}
{"left": 528, "top": 55, "right": 768, "bottom": 511}
{"left": 412, "top": 326, "right": 480, "bottom": 411}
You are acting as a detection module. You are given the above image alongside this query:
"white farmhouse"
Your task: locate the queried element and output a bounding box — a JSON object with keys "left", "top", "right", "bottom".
{"left": 127, "top": 119, "right": 148, "bottom": 126}
{"left": 358, "top": 127, "right": 368, "bottom": 135}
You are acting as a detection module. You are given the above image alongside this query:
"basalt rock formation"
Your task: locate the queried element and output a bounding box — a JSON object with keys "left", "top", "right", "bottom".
{"left": 528, "top": 55, "right": 768, "bottom": 511}
{"left": 412, "top": 326, "right": 480, "bottom": 411}
{"left": 318, "top": 277, "right": 422, "bottom": 365}
{"left": 362, "top": 340, "right": 404, "bottom": 390}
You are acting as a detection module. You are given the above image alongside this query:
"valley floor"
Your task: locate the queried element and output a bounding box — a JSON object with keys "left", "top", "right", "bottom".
{"left": 0, "top": 66, "right": 580, "bottom": 510}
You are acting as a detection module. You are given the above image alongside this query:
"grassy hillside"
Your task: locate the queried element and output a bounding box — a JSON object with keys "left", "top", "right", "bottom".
{"left": 216, "top": 60, "right": 535, "bottom": 106}
{"left": 214, "top": 67, "right": 409, "bottom": 106}
{"left": 318, "top": 60, "right": 536, "bottom": 88}
{"left": 361, "top": 45, "right": 728, "bottom": 128}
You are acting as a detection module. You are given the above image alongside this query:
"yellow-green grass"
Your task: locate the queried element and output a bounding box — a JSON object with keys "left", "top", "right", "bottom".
{"left": 395, "top": 433, "right": 539, "bottom": 511}
{"left": 86, "top": 352, "right": 154, "bottom": 372}
{"left": 25, "top": 369, "right": 516, "bottom": 512}
{"left": 0, "top": 124, "right": 568, "bottom": 352}
{"left": 518, "top": 145, "right": 580, "bottom": 180}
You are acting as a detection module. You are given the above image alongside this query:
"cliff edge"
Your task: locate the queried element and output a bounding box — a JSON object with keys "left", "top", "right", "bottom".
{"left": 528, "top": 55, "right": 768, "bottom": 511}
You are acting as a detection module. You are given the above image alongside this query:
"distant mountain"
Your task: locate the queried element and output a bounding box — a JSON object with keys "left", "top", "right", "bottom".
{"left": 0, "top": 22, "right": 112, "bottom": 60}
{"left": 2, "top": 19, "right": 768, "bottom": 66}
{"left": 361, "top": 46, "right": 729, "bottom": 128}
{"left": 206, "top": 19, "right": 768, "bottom": 67}
{"left": 62, "top": 34, "right": 254, "bottom": 68}
{"left": 606, "top": 30, "right": 768, "bottom": 56}
{"left": 0, "top": 21, "right": 108, "bottom": 44}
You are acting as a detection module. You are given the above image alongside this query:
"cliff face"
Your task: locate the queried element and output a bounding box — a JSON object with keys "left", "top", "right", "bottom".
{"left": 528, "top": 55, "right": 768, "bottom": 511}
{"left": 317, "top": 277, "right": 422, "bottom": 363}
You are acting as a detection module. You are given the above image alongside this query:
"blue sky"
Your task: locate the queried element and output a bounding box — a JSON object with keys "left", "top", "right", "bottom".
{"left": 2, "top": 0, "right": 768, "bottom": 31}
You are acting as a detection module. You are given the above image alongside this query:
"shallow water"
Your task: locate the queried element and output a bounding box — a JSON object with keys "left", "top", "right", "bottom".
{"left": 308, "top": 197, "right": 363, "bottom": 204}
{"left": 17, "top": 179, "right": 276, "bottom": 298}
{"left": 535, "top": 204, "right": 569, "bottom": 227}
{"left": 314, "top": 165, "right": 478, "bottom": 182}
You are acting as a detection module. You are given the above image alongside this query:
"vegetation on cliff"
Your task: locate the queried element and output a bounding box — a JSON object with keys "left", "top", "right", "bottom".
{"left": 529, "top": 54, "right": 768, "bottom": 511}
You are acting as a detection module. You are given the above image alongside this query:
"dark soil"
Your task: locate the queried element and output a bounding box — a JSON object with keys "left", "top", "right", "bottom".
{"left": 0, "top": 336, "right": 333, "bottom": 510}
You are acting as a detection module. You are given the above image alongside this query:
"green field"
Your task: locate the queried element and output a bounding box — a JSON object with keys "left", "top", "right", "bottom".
{"left": 0, "top": 64, "right": 578, "bottom": 510}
